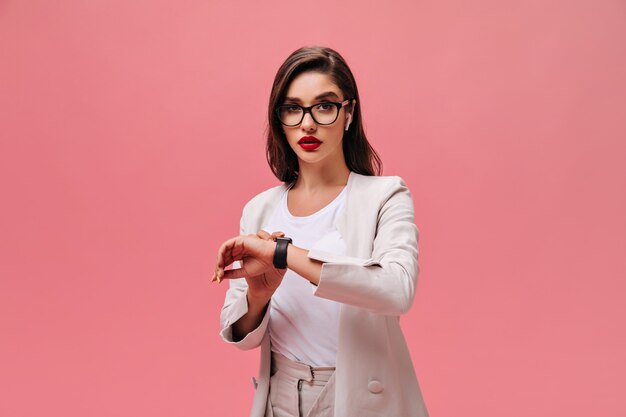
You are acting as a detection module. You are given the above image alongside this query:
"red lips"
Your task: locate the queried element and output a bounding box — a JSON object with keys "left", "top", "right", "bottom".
{"left": 298, "top": 136, "right": 321, "bottom": 144}
{"left": 298, "top": 136, "right": 322, "bottom": 151}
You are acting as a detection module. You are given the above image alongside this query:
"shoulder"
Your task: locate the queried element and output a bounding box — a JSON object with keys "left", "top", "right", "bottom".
{"left": 241, "top": 182, "right": 290, "bottom": 217}
{"left": 350, "top": 173, "right": 415, "bottom": 223}
{"left": 351, "top": 172, "right": 411, "bottom": 200}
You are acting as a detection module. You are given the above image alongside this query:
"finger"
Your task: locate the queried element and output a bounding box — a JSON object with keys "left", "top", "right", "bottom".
{"left": 216, "top": 236, "right": 241, "bottom": 276}
{"left": 270, "top": 231, "right": 285, "bottom": 240}
{"left": 256, "top": 230, "right": 271, "bottom": 240}
{"left": 216, "top": 236, "right": 238, "bottom": 267}
{"left": 220, "top": 267, "right": 246, "bottom": 281}
{"left": 211, "top": 265, "right": 224, "bottom": 280}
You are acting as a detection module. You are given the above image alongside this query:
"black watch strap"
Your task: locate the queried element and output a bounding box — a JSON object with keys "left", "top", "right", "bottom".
{"left": 273, "top": 237, "right": 292, "bottom": 269}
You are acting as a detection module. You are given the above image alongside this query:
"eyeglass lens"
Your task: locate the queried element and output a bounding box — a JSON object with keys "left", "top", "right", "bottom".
{"left": 277, "top": 103, "right": 340, "bottom": 126}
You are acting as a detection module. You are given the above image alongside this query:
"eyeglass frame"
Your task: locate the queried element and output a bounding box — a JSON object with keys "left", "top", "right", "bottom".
{"left": 275, "top": 99, "right": 352, "bottom": 127}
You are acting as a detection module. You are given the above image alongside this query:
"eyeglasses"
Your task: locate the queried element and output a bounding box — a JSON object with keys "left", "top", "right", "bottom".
{"left": 275, "top": 99, "right": 351, "bottom": 127}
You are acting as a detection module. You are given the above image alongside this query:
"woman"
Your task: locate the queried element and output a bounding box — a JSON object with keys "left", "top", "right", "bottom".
{"left": 212, "top": 46, "right": 429, "bottom": 417}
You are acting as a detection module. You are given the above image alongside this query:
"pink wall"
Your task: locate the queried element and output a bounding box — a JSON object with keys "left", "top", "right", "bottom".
{"left": 1, "top": 1, "right": 625, "bottom": 416}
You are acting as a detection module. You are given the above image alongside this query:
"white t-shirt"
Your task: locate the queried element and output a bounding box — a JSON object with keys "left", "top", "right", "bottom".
{"left": 262, "top": 183, "right": 347, "bottom": 367}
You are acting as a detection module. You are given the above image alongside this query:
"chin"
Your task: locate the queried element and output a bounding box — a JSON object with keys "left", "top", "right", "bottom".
{"left": 297, "top": 153, "right": 325, "bottom": 163}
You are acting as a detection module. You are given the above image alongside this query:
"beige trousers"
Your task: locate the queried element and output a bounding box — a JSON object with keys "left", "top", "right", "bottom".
{"left": 264, "top": 351, "right": 336, "bottom": 417}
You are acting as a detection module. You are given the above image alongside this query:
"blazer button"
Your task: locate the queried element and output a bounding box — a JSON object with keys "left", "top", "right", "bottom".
{"left": 368, "top": 380, "right": 384, "bottom": 394}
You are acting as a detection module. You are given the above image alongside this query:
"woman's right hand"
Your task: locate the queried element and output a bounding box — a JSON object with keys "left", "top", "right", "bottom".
{"left": 212, "top": 230, "right": 287, "bottom": 301}
{"left": 244, "top": 230, "right": 287, "bottom": 300}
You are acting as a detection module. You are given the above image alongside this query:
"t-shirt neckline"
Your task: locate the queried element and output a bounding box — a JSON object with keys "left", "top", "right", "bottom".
{"left": 282, "top": 184, "right": 347, "bottom": 221}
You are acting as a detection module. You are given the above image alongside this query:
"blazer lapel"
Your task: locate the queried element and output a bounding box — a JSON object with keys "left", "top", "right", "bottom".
{"left": 335, "top": 171, "right": 378, "bottom": 259}
{"left": 332, "top": 170, "right": 353, "bottom": 241}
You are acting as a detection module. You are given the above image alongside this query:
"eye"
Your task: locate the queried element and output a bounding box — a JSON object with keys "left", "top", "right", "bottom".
{"left": 315, "top": 102, "right": 334, "bottom": 112}
{"left": 283, "top": 105, "right": 301, "bottom": 113}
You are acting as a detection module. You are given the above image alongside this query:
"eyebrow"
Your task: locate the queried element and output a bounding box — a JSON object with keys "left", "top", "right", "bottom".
{"left": 283, "top": 91, "right": 341, "bottom": 103}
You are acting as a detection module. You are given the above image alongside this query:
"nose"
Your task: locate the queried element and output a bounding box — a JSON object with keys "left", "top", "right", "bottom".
{"left": 301, "top": 111, "right": 317, "bottom": 131}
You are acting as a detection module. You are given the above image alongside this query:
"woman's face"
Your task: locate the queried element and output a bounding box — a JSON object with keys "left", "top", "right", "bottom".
{"left": 280, "top": 71, "right": 355, "bottom": 169}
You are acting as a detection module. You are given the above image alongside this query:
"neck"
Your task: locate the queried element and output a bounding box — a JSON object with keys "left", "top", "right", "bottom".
{"left": 293, "top": 159, "right": 350, "bottom": 192}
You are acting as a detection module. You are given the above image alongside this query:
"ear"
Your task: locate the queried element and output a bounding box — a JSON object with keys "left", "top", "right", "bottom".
{"left": 345, "top": 99, "right": 356, "bottom": 131}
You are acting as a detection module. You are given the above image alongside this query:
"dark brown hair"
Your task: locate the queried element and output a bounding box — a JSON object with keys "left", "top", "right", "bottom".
{"left": 265, "top": 46, "right": 383, "bottom": 183}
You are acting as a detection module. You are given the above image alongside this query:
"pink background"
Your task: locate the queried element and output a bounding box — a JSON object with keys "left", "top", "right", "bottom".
{"left": 1, "top": 1, "right": 625, "bottom": 416}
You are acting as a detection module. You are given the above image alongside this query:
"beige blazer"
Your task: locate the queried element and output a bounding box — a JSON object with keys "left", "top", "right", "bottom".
{"left": 219, "top": 171, "right": 429, "bottom": 417}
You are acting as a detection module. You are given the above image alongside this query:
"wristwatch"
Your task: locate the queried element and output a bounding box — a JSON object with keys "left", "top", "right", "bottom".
{"left": 273, "top": 237, "right": 292, "bottom": 269}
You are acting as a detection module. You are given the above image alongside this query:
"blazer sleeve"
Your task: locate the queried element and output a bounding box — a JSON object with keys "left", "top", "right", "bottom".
{"left": 308, "top": 176, "right": 420, "bottom": 316}
{"left": 218, "top": 207, "right": 272, "bottom": 350}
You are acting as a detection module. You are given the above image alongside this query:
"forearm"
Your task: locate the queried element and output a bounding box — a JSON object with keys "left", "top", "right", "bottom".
{"left": 285, "top": 243, "right": 324, "bottom": 285}
{"left": 231, "top": 292, "right": 271, "bottom": 342}
{"left": 311, "top": 260, "right": 417, "bottom": 315}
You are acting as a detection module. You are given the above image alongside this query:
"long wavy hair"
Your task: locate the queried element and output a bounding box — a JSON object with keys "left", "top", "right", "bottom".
{"left": 265, "top": 46, "right": 383, "bottom": 183}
